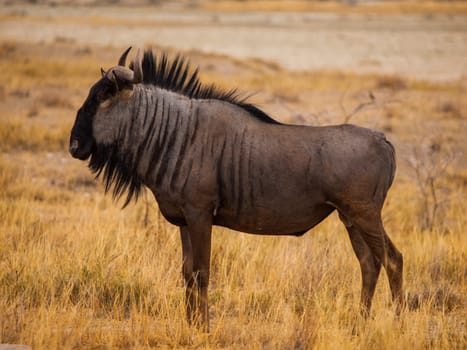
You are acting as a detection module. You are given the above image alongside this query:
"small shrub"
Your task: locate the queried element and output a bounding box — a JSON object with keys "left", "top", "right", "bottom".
{"left": 437, "top": 101, "right": 463, "bottom": 119}
{"left": 407, "top": 138, "right": 457, "bottom": 231}
{"left": 376, "top": 75, "right": 407, "bottom": 90}
{"left": 39, "top": 91, "right": 73, "bottom": 109}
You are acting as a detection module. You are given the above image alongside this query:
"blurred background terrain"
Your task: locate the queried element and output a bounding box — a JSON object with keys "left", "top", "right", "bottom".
{"left": 0, "top": 1, "right": 466, "bottom": 349}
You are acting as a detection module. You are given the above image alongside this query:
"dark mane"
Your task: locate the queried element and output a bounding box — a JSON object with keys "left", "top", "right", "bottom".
{"left": 87, "top": 50, "right": 281, "bottom": 207}
{"left": 139, "top": 50, "right": 281, "bottom": 125}
{"left": 89, "top": 143, "right": 142, "bottom": 208}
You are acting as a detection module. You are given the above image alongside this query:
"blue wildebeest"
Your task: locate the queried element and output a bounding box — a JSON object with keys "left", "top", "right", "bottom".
{"left": 70, "top": 48, "right": 403, "bottom": 329}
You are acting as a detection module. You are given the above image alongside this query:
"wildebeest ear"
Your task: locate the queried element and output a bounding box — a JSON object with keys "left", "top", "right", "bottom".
{"left": 112, "top": 71, "right": 133, "bottom": 91}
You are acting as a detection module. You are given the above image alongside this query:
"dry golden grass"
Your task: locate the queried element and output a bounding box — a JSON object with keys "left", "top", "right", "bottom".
{"left": 0, "top": 39, "right": 465, "bottom": 349}
{"left": 0, "top": 156, "right": 465, "bottom": 349}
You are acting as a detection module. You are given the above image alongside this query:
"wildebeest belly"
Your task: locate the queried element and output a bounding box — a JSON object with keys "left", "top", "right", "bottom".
{"left": 214, "top": 202, "right": 335, "bottom": 235}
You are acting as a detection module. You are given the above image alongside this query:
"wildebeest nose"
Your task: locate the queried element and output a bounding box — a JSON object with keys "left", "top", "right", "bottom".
{"left": 69, "top": 138, "right": 79, "bottom": 155}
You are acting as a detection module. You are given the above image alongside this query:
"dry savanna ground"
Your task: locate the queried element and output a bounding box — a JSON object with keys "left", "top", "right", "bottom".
{"left": 0, "top": 2, "right": 466, "bottom": 349}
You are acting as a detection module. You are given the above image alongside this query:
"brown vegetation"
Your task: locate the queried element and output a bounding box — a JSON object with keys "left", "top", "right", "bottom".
{"left": 200, "top": 0, "right": 467, "bottom": 15}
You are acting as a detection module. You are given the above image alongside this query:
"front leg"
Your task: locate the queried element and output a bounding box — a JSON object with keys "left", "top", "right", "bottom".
{"left": 179, "top": 208, "right": 212, "bottom": 330}
{"left": 180, "top": 226, "right": 195, "bottom": 324}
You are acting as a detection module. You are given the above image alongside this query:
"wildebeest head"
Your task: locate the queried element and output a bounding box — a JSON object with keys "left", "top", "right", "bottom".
{"left": 69, "top": 47, "right": 142, "bottom": 160}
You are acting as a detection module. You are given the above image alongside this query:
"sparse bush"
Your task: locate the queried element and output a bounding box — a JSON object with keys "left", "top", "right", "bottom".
{"left": 38, "top": 90, "right": 73, "bottom": 109}
{"left": 9, "top": 88, "right": 30, "bottom": 98}
{"left": 376, "top": 75, "right": 407, "bottom": 90}
{"left": 437, "top": 101, "right": 463, "bottom": 119}
{"left": 27, "top": 105, "right": 39, "bottom": 118}
{"left": 407, "top": 137, "right": 457, "bottom": 231}
{"left": 0, "top": 41, "right": 17, "bottom": 57}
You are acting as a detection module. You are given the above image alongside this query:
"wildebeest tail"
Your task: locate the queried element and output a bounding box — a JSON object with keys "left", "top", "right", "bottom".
{"left": 384, "top": 137, "right": 397, "bottom": 191}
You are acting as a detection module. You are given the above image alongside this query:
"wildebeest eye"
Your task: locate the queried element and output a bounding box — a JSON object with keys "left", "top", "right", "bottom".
{"left": 96, "top": 81, "right": 117, "bottom": 101}
{"left": 96, "top": 89, "right": 110, "bottom": 101}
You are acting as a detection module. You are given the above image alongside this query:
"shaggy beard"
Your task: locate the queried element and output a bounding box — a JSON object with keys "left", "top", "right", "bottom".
{"left": 88, "top": 142, "right": 142, "bottom": 207}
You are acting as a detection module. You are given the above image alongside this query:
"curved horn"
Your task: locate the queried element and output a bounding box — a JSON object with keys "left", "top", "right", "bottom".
{"left": 133, "top": 48, "right": 143, "bottom": 84}
{"left": 118, "top": 46, "right": 132, "bottom": 67}
{"left": 100, "top": 67, "right": 106, "bottom": 77}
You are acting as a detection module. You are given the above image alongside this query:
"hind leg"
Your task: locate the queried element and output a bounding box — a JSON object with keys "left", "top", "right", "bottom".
{"left": 340, "top": 214, "right": 382, "bottom": 316}
{"left": 381, "top": 231, "right": 404, "bottom": 313}
{"left": 343, "top": 209, "right": 403, "bottom": 314}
